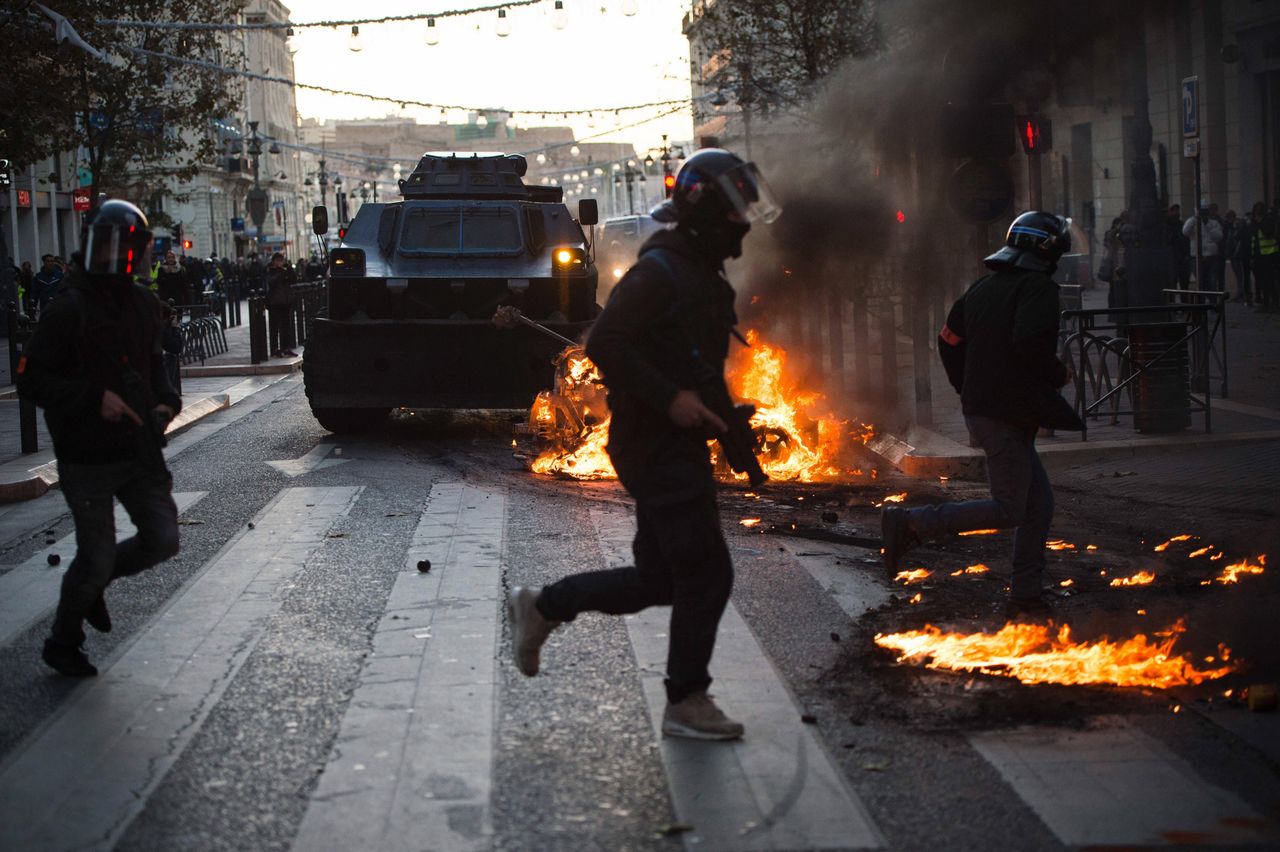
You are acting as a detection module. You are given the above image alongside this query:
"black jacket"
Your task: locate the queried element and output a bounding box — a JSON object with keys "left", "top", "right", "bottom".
{"left": 586, "top": 228, "right": 737, "bottom": 505}
{"left": 938, "top": 267, "right": 1082, "bottom": 431}
{"left": 266, "top": 264, "right": 296, "bottom": 307}
{"left": 16, "top": 271, "right": 182, "bottom": 464}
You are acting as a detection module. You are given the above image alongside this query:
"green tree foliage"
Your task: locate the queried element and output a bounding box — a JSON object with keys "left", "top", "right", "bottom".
{"left": 0, "top": 0, "right": 247, "bottom": 213}
{"left": 691, "top": 0, "right": 881, "bottom": 111}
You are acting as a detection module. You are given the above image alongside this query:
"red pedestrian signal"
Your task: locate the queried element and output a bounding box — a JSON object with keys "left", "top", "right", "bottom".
{"left": 663, "top": 174, "right": 676, "bottom": 198}
{"left": 896, "top": 210, "right": 906, "bottom": 224}
{"left": 1017, "top": 115, "right": 1053, "bottom": 153}
{"left": 337, "top": 226, "right": 347, "bottom": 240}
{"left": 182, "top": 239, "right": 193, "bottom": 250}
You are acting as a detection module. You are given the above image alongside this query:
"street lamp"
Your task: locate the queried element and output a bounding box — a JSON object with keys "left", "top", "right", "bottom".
{"left": 245, "top": 121, "right": 269, "bottom": 251}
{"left": 613, "top": 163, "right": 646, "bottom": 215}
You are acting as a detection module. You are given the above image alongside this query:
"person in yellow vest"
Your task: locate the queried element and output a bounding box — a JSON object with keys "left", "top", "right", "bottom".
{"left": 1251, "top": 202, "right": 1278, "bottom": 313}
{"left": 148, "top": 257, "right": 161, "bottom": 292}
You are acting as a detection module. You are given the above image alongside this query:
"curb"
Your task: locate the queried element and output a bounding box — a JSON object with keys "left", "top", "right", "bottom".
{"left": 0, "top": 394, "right": 231, "bottom": 504}
{"left": 861, "top": 424, "right": 1280, "bottom": 482}
{"left": 181, "top": 359, "right": 300, "bottom": 378}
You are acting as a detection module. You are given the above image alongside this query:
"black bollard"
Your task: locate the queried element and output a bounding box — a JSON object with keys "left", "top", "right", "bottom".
{"left": 249, "top": 296, "right": 268, "bottom": 364}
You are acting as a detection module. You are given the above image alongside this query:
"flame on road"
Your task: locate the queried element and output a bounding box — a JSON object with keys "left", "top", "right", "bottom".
{"left": 875, "top": 492, "right": 908, "bottom": 507}
{"left": 894, "top": 568, "right": 931, "bottom": 585}
{"left": 1046, "top": 539, "right": 1076, "bottom": 551}
{"left": 530, "top": 330, "right": 874, "bottom": 483}
{"left": 1187, "top": 546, "right": 1213, "bottom": 559}
{"left": 950, "top": 563, "right": 991, "bottom": 577}
{"left": 1109, "top": 571, "right": 1156, "bottom": 587}
{"left": 739, "top": 518, "right": 762, "bottom": 528}
{"left": 958, "top": 529, "right": 999, "bottom": 537}
{"left": 1210, "top": 555, "right": 1266, "bottom": 585}
{"left": 1153, "top": 534, "right": 1195, "bottom": 552}
{"left": 874, "top": 619, "right": 1238, "bottom": 688}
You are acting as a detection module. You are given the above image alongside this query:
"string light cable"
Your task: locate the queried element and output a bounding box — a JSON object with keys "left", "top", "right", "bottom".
{"left": 123, "top": 44, "right": 690, "bottom": 117}
{"left": 100, "top": 0, "right": 547, "bottom": 31}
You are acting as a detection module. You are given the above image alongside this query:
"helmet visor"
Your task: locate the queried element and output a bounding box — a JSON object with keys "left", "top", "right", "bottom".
{"left": 84, "top": 223, "right": 153, "bottom": 276}
{"left": 714, "top": 161, "right": 782, "bottom": 224}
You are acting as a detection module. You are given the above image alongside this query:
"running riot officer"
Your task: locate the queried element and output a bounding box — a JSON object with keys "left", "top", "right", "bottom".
{"left": 507, "top": 149, "right": 781, "bottom": 741}
{"left": 881, "top": 211, "right": 1083, "bottom": 618}
{"left": 17, "top": 200, "right": 182, "bottom": 677}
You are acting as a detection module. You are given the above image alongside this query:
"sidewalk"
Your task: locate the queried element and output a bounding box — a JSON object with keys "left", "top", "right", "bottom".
{"left": 0, "top": 311, "right": 303, "bottom": 502}
{"left": 866, "top": 287, "right": 1280, "bottom": 480}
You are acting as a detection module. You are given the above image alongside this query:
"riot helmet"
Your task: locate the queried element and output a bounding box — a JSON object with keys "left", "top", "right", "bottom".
{"left": 984, "top": 211, "right": 1071, "bottom": 273}
{"left": 651, "top": 148, "right": 781, "bottom": 226}
{"left": 81, "top": 200, "right": 153, "bottom": 278}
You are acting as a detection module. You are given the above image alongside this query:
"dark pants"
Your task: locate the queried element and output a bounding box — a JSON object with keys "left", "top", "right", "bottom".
{"left": 901, "top": 416, "right": 1054, "bottom": 600}
{"left": 50, "top": 461, "right": 180, "bottom": 648}
{"left": 267, "top": 303, "right": 294, "bottom": 353}
{"left": 1232, "top": 258, "right": 1252, "bottom": 302}
{"left": 1256, "top": 254, "right": 1279, "bottom": 310}
{"left": 537, "top": 492, "right": 733, "bottom": 703}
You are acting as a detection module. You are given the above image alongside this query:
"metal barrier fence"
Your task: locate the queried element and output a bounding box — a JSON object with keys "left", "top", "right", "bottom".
{"left": 178, "top": 313, "right": 229, "bottom": 366}
{"left": 1163, "top": 288, "right": 1228, "bottom": 398}
{"left": 1060, "top": 304, "right": 1214, "bottom": 440}
{"left": 249, "top": 279, "right": 327, "bottom": 364}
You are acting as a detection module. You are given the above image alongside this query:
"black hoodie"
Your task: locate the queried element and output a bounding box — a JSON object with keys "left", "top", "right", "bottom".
{"left": 16, "top": 270, "right": 182, "bottom": 464}
{"left": 585, "top": 227, "right": 738, "bottom": 505}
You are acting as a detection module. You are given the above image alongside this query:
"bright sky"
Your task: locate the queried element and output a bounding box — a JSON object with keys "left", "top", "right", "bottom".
{"left": 287, "top": 0, "right": 695, "bottom": 154}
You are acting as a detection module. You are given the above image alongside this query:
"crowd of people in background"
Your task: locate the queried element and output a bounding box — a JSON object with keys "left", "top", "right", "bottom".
{"left": 1099, "top": 199, "right": 1279, "bottom": 313}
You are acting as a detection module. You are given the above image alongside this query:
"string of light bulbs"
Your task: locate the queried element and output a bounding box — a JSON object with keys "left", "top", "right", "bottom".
{"left": 99, "top": 0, "right": 550, "bottom": 31}
{"left": 123, "top": 44, "right": 689, "bottom": 118}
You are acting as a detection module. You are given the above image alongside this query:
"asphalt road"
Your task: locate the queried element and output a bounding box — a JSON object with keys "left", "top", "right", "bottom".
{"left": 0, "top": 375, "right": 1276, "bottom": 851}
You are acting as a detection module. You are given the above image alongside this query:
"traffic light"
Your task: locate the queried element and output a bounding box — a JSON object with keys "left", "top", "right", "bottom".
{"left": 173, "top": 221, "right": 184, "bottom": 242}
{"left": 182, "top": 239, "right": 193, "bottom": 250}
{"left": 0, "top": 159, "right": 10, "bottom": 189}
{"left": 663, "top": 173, "right": 676, "bottom": 198}
{"left": 1017, "top": 115, "right": 1053, "bottom": 154}
{"left": 337, "top": 226, "right": 347, "bottom": 240}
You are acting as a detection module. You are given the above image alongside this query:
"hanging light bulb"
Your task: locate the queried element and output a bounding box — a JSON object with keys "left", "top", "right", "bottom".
{"left": 348, "top": 25, "right": 363, "bottom": 52}
{"left": 425, "top": 17, "right": 439, "bottom": 46}
{"left": 551, "top": 1, "right": 569, "bottom": 30}
{"left": 536, "top": 152, "right": 547, "bottom": 164}
{"left": 620, "top": 0, "right": 639, "bottom": 15}
{"left": 476, "top": 113, "right": 489, "bottom": 128}
{"left": 496, "top": 8, "right": 511, "bottom": 37}
{"left": 569, "top": 145, "right": 580, "bottom": 157}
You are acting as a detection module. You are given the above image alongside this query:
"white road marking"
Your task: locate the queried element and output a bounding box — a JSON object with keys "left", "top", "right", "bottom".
{"left": 0, "top": 492, "right": 207, "bottom": 646}
{"left": 293, "top": 483, "right": 505, "bottom": 852}
{"left": 266, "top": 443, "right": 349, "bottom": 478}
{"left": 591, "top": 505, "right": 884, "bottom": 851}
{"left": 0, "top": 486, "right": 362, "bottom": 851}
{"left": 777, "top": 539, "right": 893, "bottom": 621}
{"left": 971, "top": 720, "right": 1278, "bottom": 846}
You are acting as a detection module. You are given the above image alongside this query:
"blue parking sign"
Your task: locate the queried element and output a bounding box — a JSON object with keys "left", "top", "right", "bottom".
{"left": 1182, "top": 76, "right": 1199, "bottom": 138}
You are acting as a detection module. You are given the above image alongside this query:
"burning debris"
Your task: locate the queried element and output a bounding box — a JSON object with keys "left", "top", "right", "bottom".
{"left": 1208, "top": 555, "right": 1266, "bottom": 585}
{"left": 739, "top": 518, "right": 762, "bottom": 528}
{"left": 894, "top": 568, "right": 931, "bottom": 585}
{"left": 949, "top": 564, "right": 990, "bottom": 577}
{"left": 1109, "top": 571, "right": 1156, "bottom": 587}
{"left": 874, "top": 492, "right": 908, "bottom": 507}
{"left": 1045, "top": 539, "right": 1076, "bottom": 551}
{"left": 524, "top": 330, "right": 874, "bottom": 484}
{"left": 1153, "top": 534, "right": 1195, "bottom": 552}
{"left": 958, "top": 529, "right": 999, "bottom": 537}
{"left": 875, "top": 619, "right": 1238, "bottom": 689}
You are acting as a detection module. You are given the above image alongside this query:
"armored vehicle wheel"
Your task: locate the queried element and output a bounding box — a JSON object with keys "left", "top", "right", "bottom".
{"left": 311, "top": 407, "right": 390, "bottom": 434}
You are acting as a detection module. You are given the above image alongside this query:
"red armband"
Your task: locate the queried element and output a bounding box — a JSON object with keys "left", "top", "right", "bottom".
{"left": 939, "top": 324, "right": 963, "bottom": 347}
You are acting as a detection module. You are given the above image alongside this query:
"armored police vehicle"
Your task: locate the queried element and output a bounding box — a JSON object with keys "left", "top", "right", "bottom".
{"left": 303, "top": 152, "right": 599, "bottom": 433}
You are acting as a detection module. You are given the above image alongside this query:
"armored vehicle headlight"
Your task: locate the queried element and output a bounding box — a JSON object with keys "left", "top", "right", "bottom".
{"left": 552, "top": 247, "right": 585, "bottom": 272}
{"left": 329, "top": 248, "right": 366, "bottom": 276}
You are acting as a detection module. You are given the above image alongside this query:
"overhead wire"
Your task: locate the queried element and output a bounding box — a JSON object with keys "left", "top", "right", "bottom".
{"left": 100, "top": 0, "right": 546, "bottom": 31}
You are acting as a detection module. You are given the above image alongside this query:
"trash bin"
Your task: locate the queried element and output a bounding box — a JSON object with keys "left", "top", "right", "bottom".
{"left": 1127, "top": 322, "right": 1191, "bottom": 433}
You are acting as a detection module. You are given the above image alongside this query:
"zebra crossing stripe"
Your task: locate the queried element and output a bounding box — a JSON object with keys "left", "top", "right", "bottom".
{"left": 0, "top": 491, "right": 208, "bottom": 647}
{"left": 0, "top": 486, "right": 362, "bottom": 851}
{"left": 971, "top": 720, "right": 1278, "bottom": 846}
{"left": 590, "top": 505, "right": 885, "bottom": 851}
{"left": 293, "top": 483, "right": 505, "bottom": 852}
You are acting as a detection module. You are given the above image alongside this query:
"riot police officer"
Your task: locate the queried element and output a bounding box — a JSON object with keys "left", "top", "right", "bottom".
{"left": 882, "top": 211, "right": 1083, "bottom": 618}
{"left": 508, "top": 149, "right": 781, "bottom": 740}
{"left": 17, "top": 200, "right": 182, "bottom": 677}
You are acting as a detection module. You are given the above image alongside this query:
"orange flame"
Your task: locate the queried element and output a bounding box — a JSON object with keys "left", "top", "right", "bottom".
{"left": 530, "top": 331, "right": 872, "bottom": 483}
{"left": 958, "top": 529, "right": 999, "bottom": 536}
{"left": 1153, "top": 534, "right": 1194, "bottom": 552}
{"left": 894, "top": 568, "right": 931, "bottom": 585}
{"left": 1046, "top": 539, "right": 1076, "bottom": 551}
{"left": 875, "top": 492, "right": 908, "bottom": 507}
{"left": 1211, "top": 554, "right": 1266, "bottom": 585}
{"left": 1109, "top": 571, "right": 1156, "bottom": 587}
{"left": 739, "top": 518, "right": 762, "bottom": 528}
{"left": 1187, "top": 546, "right": 1213, "bottom": 559}
{"left": 874, "top": 619, "right": 1238, "bottom": 688}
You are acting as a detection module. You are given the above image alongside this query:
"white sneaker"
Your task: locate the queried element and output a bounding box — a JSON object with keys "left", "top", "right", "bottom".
{"left": 661, "top": 691, "right": 744, "bottom": 741}
{"left": 507, "top": 586, "right": 560, "bottom": 676}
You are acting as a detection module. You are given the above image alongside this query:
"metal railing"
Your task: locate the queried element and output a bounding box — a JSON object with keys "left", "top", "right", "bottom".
{"left": 177, "top": 313, "right": 229, "bottom": 366}
{"left": 1060, "top": 304, "right": 1214, "bottom": 440}
{"left": 1163, "top": 289, "right": 1228, "bottom": 398}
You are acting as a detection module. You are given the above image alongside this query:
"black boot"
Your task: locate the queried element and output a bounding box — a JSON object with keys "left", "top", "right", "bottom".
{"left": 42, "top": 640, "right": 98, "bottom": 677}
{"left": 86, "top": 593, "right": 112, "bottom": 633}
